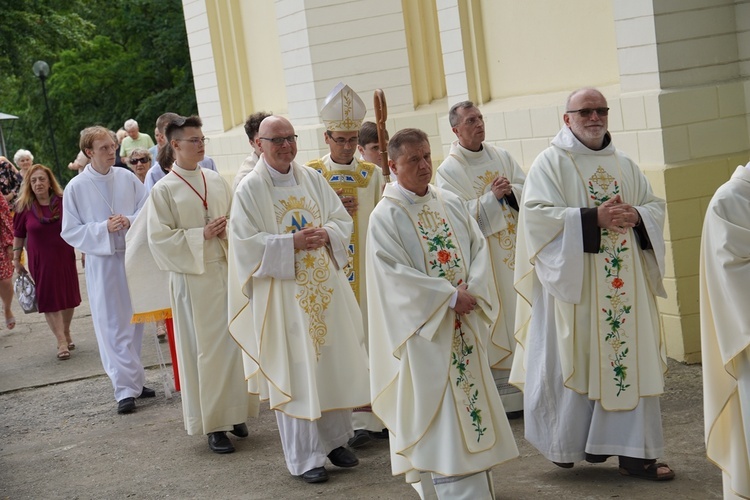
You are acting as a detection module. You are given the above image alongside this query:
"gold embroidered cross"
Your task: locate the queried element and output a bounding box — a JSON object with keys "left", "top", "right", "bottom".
{"left": 418, "top": 206, "right": 441, "bottom": 232}
{"left": 591, "top": 166, "right": 615, "bottom": 192}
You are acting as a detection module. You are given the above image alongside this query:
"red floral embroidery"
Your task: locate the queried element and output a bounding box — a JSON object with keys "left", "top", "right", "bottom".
{"left": 437, "top": 249, "right": 451, "bottom": 264}
{"left": 611, "top": 277, "right": 624, "bottom": 289}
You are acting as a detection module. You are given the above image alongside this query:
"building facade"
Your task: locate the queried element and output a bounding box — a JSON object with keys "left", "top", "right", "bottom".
{"left": 183, "top": 0, "right": 750, "bottom": 363}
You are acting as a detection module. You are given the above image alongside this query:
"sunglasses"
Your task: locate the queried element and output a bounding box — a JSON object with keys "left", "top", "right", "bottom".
{"left": 566, "top": 107, "right": 610, "bottom": 117}
{"left": 129, "top": 157, "right": 150, "bottom": 165}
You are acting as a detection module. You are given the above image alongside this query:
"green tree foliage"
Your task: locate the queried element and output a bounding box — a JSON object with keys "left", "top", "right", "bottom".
{"left": 0, "top": 0, "right": 196, "bottom": 184}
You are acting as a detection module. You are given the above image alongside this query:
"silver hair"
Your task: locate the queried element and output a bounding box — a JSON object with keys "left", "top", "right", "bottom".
{"left": 13, "top": 149, "right": 33, "bottom": 164}
{"left": 124, "top": 119, "right": 139, "bottom": 131}
{"left": 448, "top": 101, "right": 476, "bottom": 127}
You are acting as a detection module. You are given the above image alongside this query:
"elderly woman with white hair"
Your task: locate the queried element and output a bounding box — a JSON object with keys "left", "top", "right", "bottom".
{"left": 14, "top": 149, "right": 34, "bottom": 178}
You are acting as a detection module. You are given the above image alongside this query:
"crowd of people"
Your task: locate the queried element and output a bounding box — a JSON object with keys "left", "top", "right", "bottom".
{"left": 3, "top": 83, "right": 748, "bottom": 499}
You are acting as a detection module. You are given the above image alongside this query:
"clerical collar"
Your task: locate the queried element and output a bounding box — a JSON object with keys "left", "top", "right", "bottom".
{"left": 265, "top": 161, "right": 296, "bottom": 185}
{"left": 744, "top": 160, "right": 750, "bottom": 171}
{"left": 330, "top": 156, "right": 356, "bottom": 169}
{"left": 457, "top": 142, "right": 489, "bottom": 160}
{"left": 394, "top": 182, "right": 431, "bottom": 204}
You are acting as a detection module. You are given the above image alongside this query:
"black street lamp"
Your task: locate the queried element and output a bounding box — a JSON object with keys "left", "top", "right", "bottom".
{"left": 32, "top": 60, "right": 62, "bottom": 180}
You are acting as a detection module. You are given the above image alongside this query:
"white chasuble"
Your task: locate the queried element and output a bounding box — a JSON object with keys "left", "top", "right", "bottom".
{"left": 229, "top": 160, "right": 370, "bottom": 420}
{"left": 511, "top": 126, "right": 667, "bottom": 412}
{"left": 436, "top": 142, "right": 525, "bottom": 370}
{"left": 146, "top": 165, "right": 258, "bottom": 435}
{"left": 367, "top": 184, "right": 518, "bottom": 481}
{"left": 701, "top": 164, "right": 750, "bottom": 499}
{"left": 308, "top": 155, "right": 383, "bottom": 329}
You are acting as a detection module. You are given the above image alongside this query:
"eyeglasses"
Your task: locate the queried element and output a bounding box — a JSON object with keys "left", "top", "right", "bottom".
{"left": 129, "top": 157, "right": 150, "bottom": 165}
{"left": 259, "top": 135, "right": 298, "bottom": 146}
{"left": 566, "top": 107, "right": 610, "bottom": 117}
{"left": 462, "top": 116, "right": 483, "bottom": 126}
{"left": 175, "top": 137, "right": 210, "bottom": 145}
{"left": 328, "top": 136, "right": 359, "bottom": 146}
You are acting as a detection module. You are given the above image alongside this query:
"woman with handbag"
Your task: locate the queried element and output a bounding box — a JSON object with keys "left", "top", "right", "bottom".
{"left": 13, "top": 164, "right": 81, "bottom": 360}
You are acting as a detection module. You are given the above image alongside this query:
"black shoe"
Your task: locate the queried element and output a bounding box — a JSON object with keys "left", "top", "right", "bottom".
{"left": 369, "top": 429, "right": 389, "bottom": 440}
{"left": 585, "top": 453, "right": 611, "bottom": 463}
{"left": 300, "top": 466, "right": 328, "bottom": 483}
{"left": 117, "top": 397, "right": 136, "bottom": 414}
{"left": 230, "top": 423, "right": 248, "bottom": 438}
{"left": 347, "top": 429, "right": 371, "bottom": 448}
{"left": 553, "top": 461, "right": 574, "bottom": 469}
{"left": 327, "top": 446, "right": 359, "bottom": 468}
{"left": 139, "top": 386, "right": 156, "bottom": 398}
{"left": 506, "top": 410, "right": 524, "bottom": 420}
{"left": 207, "top": 432, "right": 235, "bottom": 454}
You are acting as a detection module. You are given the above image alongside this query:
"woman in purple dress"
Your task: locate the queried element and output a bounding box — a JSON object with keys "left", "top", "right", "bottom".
{"left": 13, "top": 164, "right": 81, "bottom": 360}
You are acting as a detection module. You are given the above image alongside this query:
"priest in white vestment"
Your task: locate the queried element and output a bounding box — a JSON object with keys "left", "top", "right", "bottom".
{"left": 61, "top": 126, "right": 151, "bottom": 414}
{"left": 306, "top": 83, "right": 385, "bottom": 447}
{"left": 510, "top": 88, "right": 675, "bottom": 481}
{"left": 436, "top": 100, "right": 526, "bottom": 417}
{"left": 233, "top": 111, "right": 271, "bottom": 191}
{"left": 700, "top": 162, "right": 750, "bottom": 499}
{"left": 368, "top": 128, "right": 519, "bottom": 500}
{"left": 228, "top": 116, "right": 370, "bottom": 484}
{"left": 145, "top": 115, "right": 258, "bottom": 454}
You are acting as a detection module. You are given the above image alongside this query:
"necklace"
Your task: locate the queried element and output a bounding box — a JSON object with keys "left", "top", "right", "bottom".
{"left": 87, "top": 171, "right": 115, "bottom": 215}
{"left": 171, "top": 168, "right": 209, "bottom": 224}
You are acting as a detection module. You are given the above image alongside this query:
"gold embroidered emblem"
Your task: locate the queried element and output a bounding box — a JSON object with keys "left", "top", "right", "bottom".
{"left": 307, "top": 160, "right": 377, "bottom": 303}
{"left": 591, "top": 166, "right": 615, "bottom": 193}
{"left": 474, "top": 169, "right": 516, "bottom": 270}
{"left": 276, "top": 195, "right": 331, "bottom": 360}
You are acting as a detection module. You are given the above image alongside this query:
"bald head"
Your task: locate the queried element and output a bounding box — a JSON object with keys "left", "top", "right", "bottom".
{"left": 258, "top": 116, "right": 291, "bottom": 138}
{"left": 563, "top": 87, "right": 610, "bottom": 150}
{"left": 257, "top": 116, "right": 298, "bottom": 173}
{"left": 565, "top": 87, "right": 606, "bottom": 110}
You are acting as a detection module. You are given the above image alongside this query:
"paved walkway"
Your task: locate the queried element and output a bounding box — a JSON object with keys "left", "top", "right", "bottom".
{"left": 0, "top": 260, "right": 723, "bottom": 499}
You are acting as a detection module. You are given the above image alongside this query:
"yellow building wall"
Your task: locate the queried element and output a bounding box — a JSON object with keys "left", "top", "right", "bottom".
{"left": 239, "top": 1, "right": 287, "bottom": 115}
{"left": 480, "top": 0, "right": 620, "bottom": 98}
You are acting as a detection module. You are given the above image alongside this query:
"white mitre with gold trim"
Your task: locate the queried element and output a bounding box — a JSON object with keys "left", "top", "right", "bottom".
{"left": 320, "top": 82, "right": 366, "bottom": 132}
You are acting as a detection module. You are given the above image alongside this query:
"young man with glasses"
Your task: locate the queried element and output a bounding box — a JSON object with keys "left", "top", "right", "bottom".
{"left": 229, "top": 115, "right": 370, "bottom": 484}
{"left": 306, "top": 83, "right": 385, "bottom": 449}
{"left": 436, "top": 101, "right": 527, "bottom": 422}
{"left": 145, "top": 115, "right": 258, "bottom": 454}
{"left": 511, "top": 87, "right": 675, "bottom": 481}
{"left": 143, "top": 112, "right": 219, "bottom": 191}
